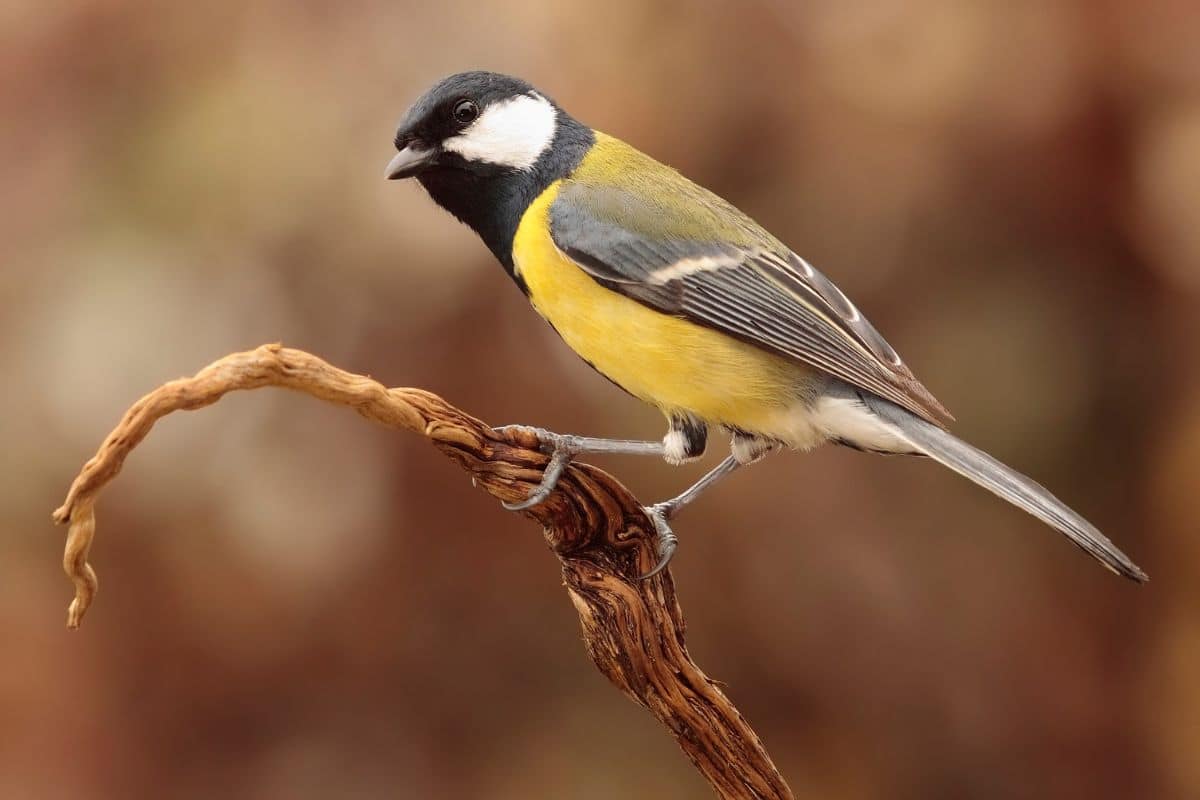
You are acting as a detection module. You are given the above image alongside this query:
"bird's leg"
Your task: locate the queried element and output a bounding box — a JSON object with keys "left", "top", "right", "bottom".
{"left": 640, "top": 455, "right": 742, "bottom": 579}
{"left": 496, "top": 426, "right": 665, "bottom": 511}
{"left": 640, "top": 433, "right": 776, "bottom": 579}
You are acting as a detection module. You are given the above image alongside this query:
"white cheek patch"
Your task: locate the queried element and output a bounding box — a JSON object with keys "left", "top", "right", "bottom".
{"left": 442, "top": 92, "right": 557, "bottom": 170}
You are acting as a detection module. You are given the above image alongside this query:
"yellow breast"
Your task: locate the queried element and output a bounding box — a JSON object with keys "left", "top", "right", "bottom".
{"left": 512, "top": 181, "right": 813, "bottom": 434}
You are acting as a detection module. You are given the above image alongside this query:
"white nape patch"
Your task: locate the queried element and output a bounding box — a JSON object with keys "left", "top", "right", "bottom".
{"left": 663, "top": 429, "right": 697, "bottom": 465}
{"left": 648, "top": 254, "right": 742, "bottom": 285}
{"left": 442, "top": 92, "right": 557, "bottom": 170}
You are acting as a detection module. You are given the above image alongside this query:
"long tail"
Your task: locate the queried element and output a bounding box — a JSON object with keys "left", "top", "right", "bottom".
{"left": 861, "top": 394, "right": 1148, "bottom": 582}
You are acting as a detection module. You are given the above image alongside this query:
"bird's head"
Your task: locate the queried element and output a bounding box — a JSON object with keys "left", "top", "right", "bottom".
{"left": 385, "top": 71, "right": 569, "bottom": 181}
{"left": 384, "top": 71, "right": 593, "bottom": 265}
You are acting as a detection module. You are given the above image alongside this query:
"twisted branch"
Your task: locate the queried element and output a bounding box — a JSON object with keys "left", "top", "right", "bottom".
{"left": 52, "top": 344, "right": 793, "bottom": 800}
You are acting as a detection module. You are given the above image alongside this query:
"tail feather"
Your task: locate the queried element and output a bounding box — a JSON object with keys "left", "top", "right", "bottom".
{"left": 863, "top": 395, "right": 1148, "bottom": 583}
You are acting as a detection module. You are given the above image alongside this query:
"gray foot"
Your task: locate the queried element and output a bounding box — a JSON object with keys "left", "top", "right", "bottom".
{"left": 497, "top": 426, "right": 575, "bottom": 511}
{"left": 639, "top": 503, "right": 679, "bottom": 579}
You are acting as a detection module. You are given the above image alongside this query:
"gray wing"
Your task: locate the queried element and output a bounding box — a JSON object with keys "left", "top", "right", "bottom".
{"left": 549, "top": 182, "right": 952, "bottom": 426}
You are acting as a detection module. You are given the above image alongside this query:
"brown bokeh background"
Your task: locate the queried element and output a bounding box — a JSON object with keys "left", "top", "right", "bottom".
{"left": 4, "top": 1, "right": 1200, "bottom": 797}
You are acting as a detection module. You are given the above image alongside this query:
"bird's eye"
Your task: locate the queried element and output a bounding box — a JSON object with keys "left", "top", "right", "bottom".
{"left": 452, "top": 99, "right": 479, "bottom": 125}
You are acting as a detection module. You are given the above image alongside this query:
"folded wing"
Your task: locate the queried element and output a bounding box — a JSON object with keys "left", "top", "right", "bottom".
{"left": 549, "top": 180, "right": 952, "bottom": 425}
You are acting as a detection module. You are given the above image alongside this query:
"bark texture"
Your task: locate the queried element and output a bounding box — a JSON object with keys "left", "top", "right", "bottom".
{"left": 53, "top": 344, "right": 793, "bottom": 800}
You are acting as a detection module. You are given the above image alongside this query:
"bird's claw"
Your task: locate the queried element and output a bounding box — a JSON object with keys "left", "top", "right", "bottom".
{"left": 498, "top": 427, "right": 578, "bottom": 511}
{"left": 639, "top": 503, "right": 679, "bottom": 580}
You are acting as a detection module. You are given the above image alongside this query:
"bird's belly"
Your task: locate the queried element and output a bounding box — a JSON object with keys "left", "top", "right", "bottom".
{"left": 513, "top": 182, "right": 819, "bottom": 441}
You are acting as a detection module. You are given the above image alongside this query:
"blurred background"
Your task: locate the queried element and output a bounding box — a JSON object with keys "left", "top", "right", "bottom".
{"left": 3, "top": 0, "right": 1199, "bottom": 797}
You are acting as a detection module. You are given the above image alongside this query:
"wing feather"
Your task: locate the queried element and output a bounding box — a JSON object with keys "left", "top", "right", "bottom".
{"left": 549, "top": 180, "right": 952, "bottom": 426}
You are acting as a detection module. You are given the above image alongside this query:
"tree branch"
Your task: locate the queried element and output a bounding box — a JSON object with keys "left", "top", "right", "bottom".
{"left": 52, "top": 344, "right": 793, "bottom": 800}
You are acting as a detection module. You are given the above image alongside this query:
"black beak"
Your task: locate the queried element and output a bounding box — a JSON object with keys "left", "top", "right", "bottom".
{"left": 384, "top": 143, "right": 438, "bottom": 180}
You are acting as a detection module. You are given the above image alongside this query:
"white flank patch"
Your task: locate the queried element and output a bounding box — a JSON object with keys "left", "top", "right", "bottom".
{"left": 743, "top": 395, "right": 920, "bottom": 454}
{"left": 442, "top": 92, "right": 557, "bottom": 170}
{"left": 810, "top": 396, "right": 918, "bottom": 454}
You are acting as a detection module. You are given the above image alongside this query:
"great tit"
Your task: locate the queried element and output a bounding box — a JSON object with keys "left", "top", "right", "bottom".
{"left": 385, "top": 70, "right": 1146, "bottom": 582}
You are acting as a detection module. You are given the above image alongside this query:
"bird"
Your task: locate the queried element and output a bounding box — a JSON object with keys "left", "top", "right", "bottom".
{"left": 384, "top": 70, "right": 1147, "bottom": 583}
